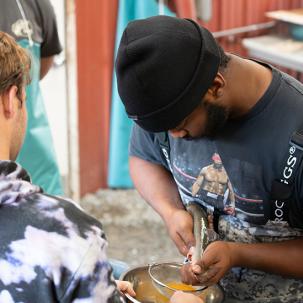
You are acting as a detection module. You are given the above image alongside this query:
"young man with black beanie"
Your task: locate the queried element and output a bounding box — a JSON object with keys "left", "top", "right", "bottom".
{"left": 116, "top": 15, "right": 303, "bottom": 302}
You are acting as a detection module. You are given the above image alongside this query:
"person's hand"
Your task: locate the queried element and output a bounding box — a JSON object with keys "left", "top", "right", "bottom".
{"left": 181, "top": 241, "right": 236, "bottom": 286}
{"left": 115, "top": 280, "right": 136, "bottom": 297}
{"left": 164, "top": 208, "right": 195, "bottom": 256}
{"left": 169, "top": 291, "right": 204, "bottom": 303}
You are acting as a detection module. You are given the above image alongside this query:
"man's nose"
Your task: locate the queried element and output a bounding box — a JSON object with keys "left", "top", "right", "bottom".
{"left": 169, "top": 129, "right": 188, "bottom": 138}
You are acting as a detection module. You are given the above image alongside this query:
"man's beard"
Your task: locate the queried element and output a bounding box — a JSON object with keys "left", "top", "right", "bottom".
{"left": 204, "top": 102, "right": 229, "bottom": 137}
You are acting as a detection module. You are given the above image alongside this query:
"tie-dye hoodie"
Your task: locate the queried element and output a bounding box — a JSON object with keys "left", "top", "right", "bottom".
{"left": 0, "top": 161, "right": 124, "bottom": 303}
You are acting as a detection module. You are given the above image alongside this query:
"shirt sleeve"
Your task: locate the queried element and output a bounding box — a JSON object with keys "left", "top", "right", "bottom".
{"left": 34, "top": 0, "right": 62, "bottom": 57}
{"left": 129, "top": 123, "right": 169, "bottom": 169}
{"left": 59, "top": 234, "right": 125, "bottom": 303}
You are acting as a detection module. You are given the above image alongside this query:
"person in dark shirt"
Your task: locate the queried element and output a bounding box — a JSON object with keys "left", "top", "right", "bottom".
{"left": 116, "top": 15, "right": 303, "bottom": 302}
{"left": 0, "top": 0, "right": 64, "bottom": 195}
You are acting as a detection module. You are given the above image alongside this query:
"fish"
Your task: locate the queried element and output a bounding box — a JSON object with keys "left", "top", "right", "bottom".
{"left": 186, "top": 202, "right": 219, "bottom": 263}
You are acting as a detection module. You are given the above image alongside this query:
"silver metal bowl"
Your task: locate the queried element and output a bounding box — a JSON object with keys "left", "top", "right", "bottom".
{"left": 120, "top": 264, "right": 224, "bottom": 303}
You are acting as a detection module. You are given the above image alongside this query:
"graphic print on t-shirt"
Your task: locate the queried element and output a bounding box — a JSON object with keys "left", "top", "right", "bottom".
{"left": 12, "top": 19, "right": 33, "bottom": 39}
{"left": 191, "top": 153, "right": 236, "bottom": 216}
{"left": 171, "top": 144, "right": 266, "bottom": 224}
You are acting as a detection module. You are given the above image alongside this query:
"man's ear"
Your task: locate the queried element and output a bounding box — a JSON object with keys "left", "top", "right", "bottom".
{"left": 206, "top": 72, "right": 226, "bottom": 100}
{"left": 2, "top": 85, "right": 18, "bottom": 119}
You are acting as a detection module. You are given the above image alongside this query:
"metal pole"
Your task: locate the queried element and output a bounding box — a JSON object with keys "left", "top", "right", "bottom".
{"left": 213, "top": 21, "right": 276, "bottom": 39}
{"left": 65, "top": 0, "right": 80, "bottom": 201}
{"left": 196, "top": 0, "right": 212, "bottom": 23}
{"left": 158, "top": 0, "right": 165, "bottom": 15}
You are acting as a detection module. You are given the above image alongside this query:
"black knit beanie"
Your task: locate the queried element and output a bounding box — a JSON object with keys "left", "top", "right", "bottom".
{"left": 116, "top": 15, "right": 221, "bottom": 132}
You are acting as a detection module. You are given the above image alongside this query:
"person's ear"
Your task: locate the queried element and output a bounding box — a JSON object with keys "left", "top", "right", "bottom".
{"left": 2, "top": 85, "right": 18, "bottom": 119}
{"left": 206, "top": 72, "right": 226, "bottom": 100}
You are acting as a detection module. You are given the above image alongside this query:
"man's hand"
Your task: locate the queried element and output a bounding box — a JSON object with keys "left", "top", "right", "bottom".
{"left": 115, "top": 280, "right": 136, "bottom": 297}
{"left": 130, "top": 157, "right": 192, "bottom": 256}
{"left": 181, "top": 238, "right": 303, "bottom": 285}
{"left": 164, "top": 208, "right": 195, "bottom": 256}
{"left": 181, "top": 241, "right": 235, "bottom": 286}
{"left": 170, "top": 291, "right": 204, "bottom": 303}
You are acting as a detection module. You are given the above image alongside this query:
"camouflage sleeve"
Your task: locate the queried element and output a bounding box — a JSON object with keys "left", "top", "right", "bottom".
{"left": 291, "top": 166, "right": 303, "bottom": 229}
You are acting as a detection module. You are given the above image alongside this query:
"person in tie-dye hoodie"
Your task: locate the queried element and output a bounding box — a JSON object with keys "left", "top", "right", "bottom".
{"left": 0, "top": 31, "right": 138, "bottom": 303}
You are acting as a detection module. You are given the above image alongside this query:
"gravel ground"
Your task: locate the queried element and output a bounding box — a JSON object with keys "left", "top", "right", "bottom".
{"left": 80, "top": 189, "right": 180, "bottom": 268}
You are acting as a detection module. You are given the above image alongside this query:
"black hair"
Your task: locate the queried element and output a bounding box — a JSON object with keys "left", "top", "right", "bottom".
{"left": 217, "top": 44, "right": 231, "bottom": 70}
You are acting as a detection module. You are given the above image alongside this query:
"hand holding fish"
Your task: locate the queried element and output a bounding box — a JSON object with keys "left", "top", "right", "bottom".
{"left": 181, "top": 241, "right": 236, "bottom": 286}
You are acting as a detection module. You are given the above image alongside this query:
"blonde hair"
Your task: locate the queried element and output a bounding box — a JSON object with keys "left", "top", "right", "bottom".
{"left": 0, "top": 31, "right": 31, "bottom": 100}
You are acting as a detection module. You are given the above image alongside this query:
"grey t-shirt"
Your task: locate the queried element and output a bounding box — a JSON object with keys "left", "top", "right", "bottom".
{"left": 130, "top": 63, "right": 303, "bottom": 302}
{"left": 0, "top": 0, "right": 62, "bottom": 57}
